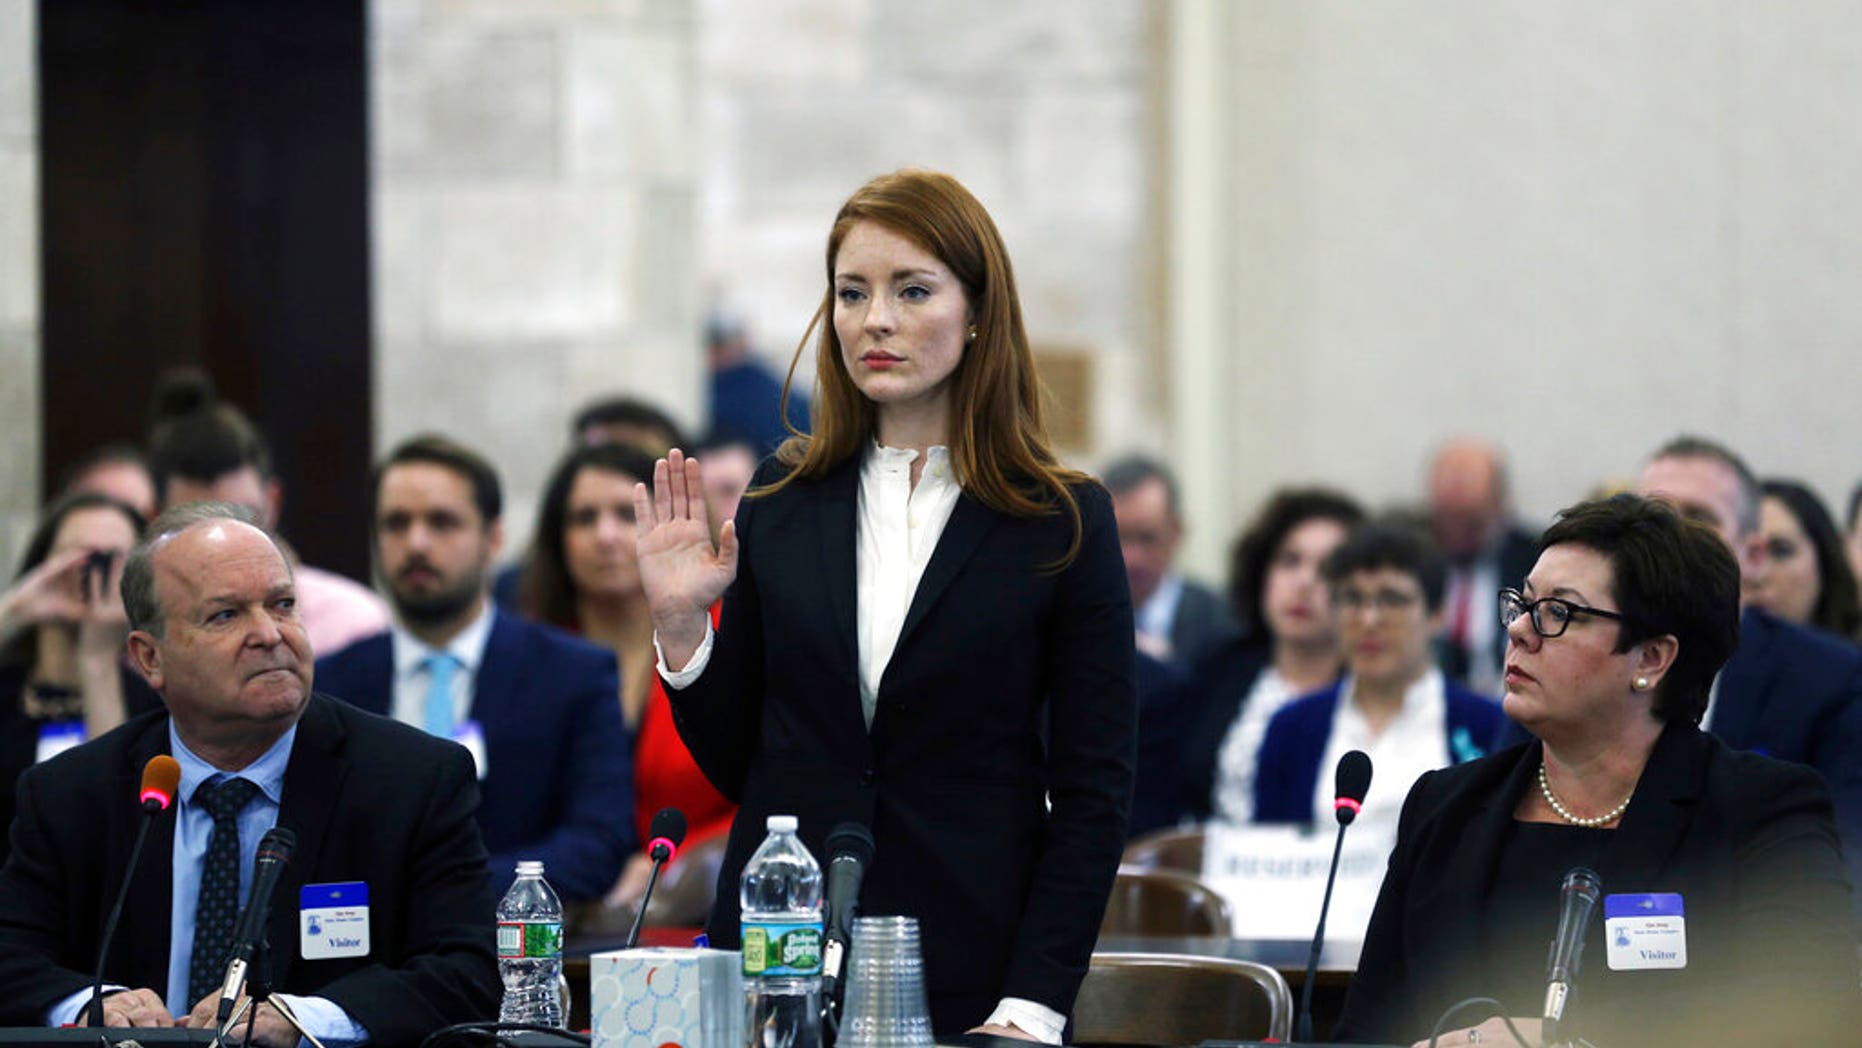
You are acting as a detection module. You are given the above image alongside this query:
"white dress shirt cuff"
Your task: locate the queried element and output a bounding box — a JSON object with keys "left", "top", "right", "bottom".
{"left": 983, "top": 997, "right": 1065, "bottom": 1044}
{"left": 48, "top": 985, "right": 125, "bottom": 1027}
{"left": 654, "top": 622, "right": 716, "bottom": 689}
{"left": 272, "top": 993, "right": 369, "bottom": 1047}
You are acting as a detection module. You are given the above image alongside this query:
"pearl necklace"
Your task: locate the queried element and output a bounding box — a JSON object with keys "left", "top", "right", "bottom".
{"left": 1538, "top": 763, "right": 1632, "bottom": 827}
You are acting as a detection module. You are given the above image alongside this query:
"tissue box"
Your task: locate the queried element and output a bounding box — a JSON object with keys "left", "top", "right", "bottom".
{"left": 589, "top": 947, "right": 744, "bottom": 1048}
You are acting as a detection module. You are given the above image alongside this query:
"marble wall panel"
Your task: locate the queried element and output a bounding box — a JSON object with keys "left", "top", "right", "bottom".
{"left": 376, "top": 29, "right": 560, "bottom": 180}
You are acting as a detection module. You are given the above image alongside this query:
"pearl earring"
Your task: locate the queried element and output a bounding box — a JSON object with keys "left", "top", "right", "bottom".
{"left": 1633, "top": 676, "right": 1650, "bottom": 691}
{"left": 966, "top": 327, "right": 978, "bottom": 343}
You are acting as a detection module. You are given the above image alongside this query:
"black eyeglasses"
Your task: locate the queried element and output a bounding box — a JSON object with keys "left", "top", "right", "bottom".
{"left": 1498, "top": 588, "right": 1626, "bottom": 639}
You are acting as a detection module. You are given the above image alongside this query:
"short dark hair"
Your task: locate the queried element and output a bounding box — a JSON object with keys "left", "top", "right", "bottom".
{"left": 57, "top": 442, "right": 151, "bottom": 493}
{"left": 1321, "top": 521, "right": 1448, "bottom": 612}
{"left": 371, "top": 434, "right": 503, "bottom": 527}
{"left": 1228, "top": 488, "right": 1366, "bottom": 633}
{"left": 1761, "top": 479, "right": 1861, "bottom": 639}
{"left": 121, "top": 501, "right": 282, "bottom": 639}
{"left": 520, "top": 442, "right": 660, "bottom": 627}
{"left": 1539, "top": 494, "right": 1740, "bottom": 725}
{"left": 571, "top": 396, "right": 687, "bottom": 453}
{"left": 1649, "top": 434, "right": 1760, "bottom": 536}
{"left": 1102, "top": 455, "right": 1181, "bottom": 518}
{"left": 0, "top": 492, "right": 148, "bottom": 671}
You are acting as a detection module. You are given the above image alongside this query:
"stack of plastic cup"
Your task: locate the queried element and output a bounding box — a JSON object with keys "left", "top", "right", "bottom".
{"left": 837, "top": 916, "right": 935, "bottom": 1048}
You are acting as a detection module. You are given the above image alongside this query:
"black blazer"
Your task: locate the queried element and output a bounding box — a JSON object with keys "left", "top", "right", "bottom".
{"left": 0, "top": 695, "right": 500, "bottom": 1047}
{"left": 315, "top": 610, "right": 635, "bottom": 902}
{"left": 668, "top": 456, "right": 1136, "bottom": 1033}
{"left": 1335, "top": 724, "right": 1860, "bottom": 1045}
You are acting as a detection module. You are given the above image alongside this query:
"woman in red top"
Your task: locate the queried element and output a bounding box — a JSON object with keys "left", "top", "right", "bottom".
{"left": 521, "top": 442, "right": 734, "bottom": 905}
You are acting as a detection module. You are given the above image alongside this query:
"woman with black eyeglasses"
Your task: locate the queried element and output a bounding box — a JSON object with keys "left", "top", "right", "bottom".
{"left": 1334, "top": 494, "right": 1859, "bottom": 1047}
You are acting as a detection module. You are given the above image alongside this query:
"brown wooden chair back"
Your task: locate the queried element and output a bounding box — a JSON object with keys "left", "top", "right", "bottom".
{"left": 1071, "top": 952, "right": 1293, "bottom": 1045}
{"left": 1120, "top": 825, "right": 1206, "bottom": 873}
{"left": 1099, "top": 865, "right": 1232, "bottom": 937}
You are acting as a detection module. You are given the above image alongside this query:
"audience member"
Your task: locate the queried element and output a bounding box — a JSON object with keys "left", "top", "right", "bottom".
{"left": 0, "top": 493, "right": 159, "bottom": 867}
{"left": 314, "top": 435, "right": 634, "bottom": 903}
{"left": 1335, "top": 495, "right": 1859, "bottom": 1047}
{"left": 147, "top": 376, "right": 389, "bottom": 656}
{"left": 1253, "top": 522, "right": 1505, "bottom": 830}
{"left": 572, "top": 395, "right": 688, "bottom": 455}
{"left": 690, "top": 433, "right": 760, "bottom": 528}
{"left": 517, "top": 442, "right": 735, "bottom": 909}
{"left": 706, "top": 312, "right": 811, "bottom": 458}
{"left": 0, "top": 502, "right": 499, "bottom": 1047}
{"left": 1754, "top": 479, "right": 1862, "bottom": 640}
{"left": 1180, "top": 488, "right": 1364, "bottom": 824}
{"left": 59, "top": 444, "right": 157, "bottom": 521}
{"left": 1426, "top": 438, "right": 1538, "bottom": 693}
{"left": 1846, "top": 481, "right": 1862, "bottom": 590}
{"left": 1105, "top": 454, "right": 1238, "bottom": 667}
{"left": 1637, "top": 436, "right": 1862, "bottom": 891}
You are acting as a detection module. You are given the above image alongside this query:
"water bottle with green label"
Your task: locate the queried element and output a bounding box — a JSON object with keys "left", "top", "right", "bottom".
{"left": 741, "top": 814, "right": 823, "bottom": 1048}
{"left": 497, "top": 860, "right": 564, "bottom": 1028}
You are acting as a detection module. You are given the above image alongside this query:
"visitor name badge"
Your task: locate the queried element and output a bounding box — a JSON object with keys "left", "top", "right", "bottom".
{"left": 301, "top": 882, "right": 370, "bottom": 960}
{"left": 454, "top": 721, "right": 487, "bottom": 780}
{"left": 1605, "top": 892, "right": 1686, "bottom": 971}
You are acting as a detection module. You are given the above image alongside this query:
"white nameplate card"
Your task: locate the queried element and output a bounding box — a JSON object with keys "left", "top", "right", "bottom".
{"left": 1605, "top": 892, "right": 1686, "bottom": 971}
{"left": 1202, "top": 820, "right": 1395, "bottom": 941}
{"left": 301, "top": 881, "right": 371, "bottom": 960}
{"left": 35, "top": 721, "right": 84, "bottom": 765}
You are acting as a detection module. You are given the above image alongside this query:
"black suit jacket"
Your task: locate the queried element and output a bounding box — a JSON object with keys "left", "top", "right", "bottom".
{"left": 1335, "top": 724, "right": 1859, "bottom": 1045}
{"left": 0, "top": 695, "right": 499, "bottom": 1047}
{"left": 668, "top": 457, "right": 1136, "bottom": 1033}
{"left": 314, "top": 610, "right": 635, "bottom": 902}
{"left": 1165, "top": 578, "right": 1239, "bottom": 669}
{"left": 1711, "top": 607, "right": 1862, "bottom": 888}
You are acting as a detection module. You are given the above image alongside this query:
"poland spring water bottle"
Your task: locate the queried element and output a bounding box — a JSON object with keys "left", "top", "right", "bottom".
{"left": 497, "top": 860, "right": 565, "bottom": 1027}
{"left": 741, "top": 814, "right": 824, "bottom": 1048}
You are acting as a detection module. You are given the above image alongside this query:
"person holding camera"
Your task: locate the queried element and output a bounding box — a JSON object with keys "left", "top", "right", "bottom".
{"left": 0, "top": 492, "right": 158, "bottom": 866}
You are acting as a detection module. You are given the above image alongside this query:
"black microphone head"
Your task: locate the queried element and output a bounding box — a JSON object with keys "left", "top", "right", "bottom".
{"left": 650, "top": 807, "right": 688, "bottom": 847}
{"left": 1333, "top": 750, "right": 1373, "bottom": 825}
{"left": 1562, "top": 865, "right": 1602, "bottom": 902}
{"left": 826, "top": 821, "right": 875, "bottom": 866}
{"left": 256, "top": 826, "right": 295, "bottom": 864}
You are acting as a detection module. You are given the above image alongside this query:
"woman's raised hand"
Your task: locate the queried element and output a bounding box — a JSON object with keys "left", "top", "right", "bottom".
{"left": 633, "top": 449, "right": 739, "bottom": 662}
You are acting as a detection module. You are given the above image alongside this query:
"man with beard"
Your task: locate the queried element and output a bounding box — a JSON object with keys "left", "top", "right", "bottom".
{"left": 315, "top": 436, "right": 633, "bottom": 902}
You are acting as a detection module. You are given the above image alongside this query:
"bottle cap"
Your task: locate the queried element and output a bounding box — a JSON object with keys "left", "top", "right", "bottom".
{"left": 766, "top": 814, "right": 798, "bottom": 833}
{"left": 516, "top": 859, "right": 544, "bottom": 876}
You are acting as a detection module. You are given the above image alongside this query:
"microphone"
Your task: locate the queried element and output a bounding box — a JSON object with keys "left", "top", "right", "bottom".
{"left": 820, "top": 821, "right": 875, "bottom": 1001}
{"left": 86, "top": 756, "right": 182, "bottom": 1027}
{"left": 1296, "top": 750, "right": 1373, "bottom": 1042}
{"left": 214, "top": 826, "right": 296, "bottom": 1026}
{"left": 625, "top": 808, "right": 688, "bottom": 949}
{"left": 1543, "top": 866, "right": 1603, "bottom": 1047}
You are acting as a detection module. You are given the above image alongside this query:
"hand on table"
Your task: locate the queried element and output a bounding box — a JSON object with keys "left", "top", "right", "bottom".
{"left": 78, "top": 987, "right": 175, "bottom": 1029}
{"left": 1417, "top": 1016, "right": 1540, "bottom": 1047}
{"left": 966, "top": 1023, "right": 1040, "bottom": 1041}
{"left": 185, "top": 992, "right": 300, "bottom": 1048}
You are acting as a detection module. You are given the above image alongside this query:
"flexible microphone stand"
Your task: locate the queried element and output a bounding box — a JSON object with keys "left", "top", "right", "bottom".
{"left": 215, "top": 936, "right": 328, "bottom": 1048}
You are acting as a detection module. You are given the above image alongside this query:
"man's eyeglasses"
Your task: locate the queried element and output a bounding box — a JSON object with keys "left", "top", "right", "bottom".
{"left": 1498, "top": 588, "right": 1626, "bottom": 639}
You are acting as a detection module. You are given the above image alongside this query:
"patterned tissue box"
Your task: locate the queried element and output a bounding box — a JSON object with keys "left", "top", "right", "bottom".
{"left": 589, "top": 947, "right": 744, "bottom": 1048}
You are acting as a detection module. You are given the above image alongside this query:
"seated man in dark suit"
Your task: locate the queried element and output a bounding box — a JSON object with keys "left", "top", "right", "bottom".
{"left": 315, "top": 435, "right": 633, "bottom": 903}
{"left": 1104, "top": 454, "right": 1238, "bottom": 668}
{"left": 1638, "top": 435, "right": 1862, "bottom": 891}
{"left": 1426, "top": 437, "right": 1539, "bottom": 694}
{"left": 0, "top": 502, "right": 498, "bottom": 1047}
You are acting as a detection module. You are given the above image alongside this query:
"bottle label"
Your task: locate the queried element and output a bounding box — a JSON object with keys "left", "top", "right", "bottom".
{"left": 740, "top": 918, "right": 823, "bottom": 977}
{"left": 498, "top": 920, "right": 563, "bottom": 959}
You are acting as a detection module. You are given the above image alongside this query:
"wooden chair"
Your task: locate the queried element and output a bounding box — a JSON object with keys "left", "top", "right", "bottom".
{"left": 1071, "top": 952, "right": 1294, "bottom": 1045}
{"left": 1099, "top": 865, "right": 1232, "bottom": 937}
{"left": 1120, "top": 824, "right": 1206, "bottom": 873}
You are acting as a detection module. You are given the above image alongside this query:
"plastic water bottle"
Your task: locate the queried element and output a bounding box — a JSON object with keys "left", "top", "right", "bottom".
{"left": 497, "top": 860, "right": 564, "bottom": 1028}
{"left": 741, "top": 814, "right": 824, "bottom": 1048}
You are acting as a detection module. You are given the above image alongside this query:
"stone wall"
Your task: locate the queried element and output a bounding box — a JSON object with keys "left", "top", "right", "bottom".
{"left": 0, "top": 0, "right": 38, "bottom": 567}
{"left": 695, "top": 0, "right": 1159, "bottom": 462}
{"left": 370, "top": 0, "right": 703, "bottom": 550}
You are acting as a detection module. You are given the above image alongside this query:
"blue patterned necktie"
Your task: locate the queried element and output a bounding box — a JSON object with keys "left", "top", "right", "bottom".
{"left": 422, "top": 652, "right": 461, "bottom": 737}
{"left": 187, "top": 776, "right": 262, "bottom": 1007}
